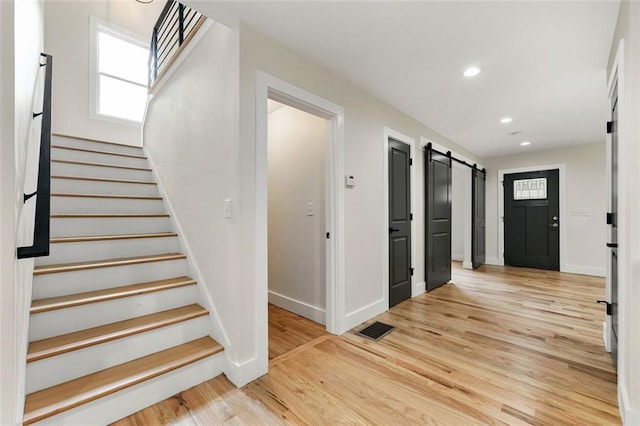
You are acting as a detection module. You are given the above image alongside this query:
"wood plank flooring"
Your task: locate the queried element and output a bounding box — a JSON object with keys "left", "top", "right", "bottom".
{"left": 268, "top": 304, "right": 327, "bottom": 360}
{"left": 113, "top": 263, "right": 620, "bottom": 425}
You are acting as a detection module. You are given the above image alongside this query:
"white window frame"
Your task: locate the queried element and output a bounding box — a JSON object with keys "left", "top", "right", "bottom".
{"left": 89, "top": 16, "right": 149, "bottom": 126}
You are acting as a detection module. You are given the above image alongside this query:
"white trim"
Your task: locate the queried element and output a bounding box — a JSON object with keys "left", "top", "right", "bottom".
{"left": 144, "top": 150, "right": 231, "bottom": 350}
{"left": 485, "top": 256, "right": 501, "bottom": 266}
{"left": 451, "top": 253, "right": 464, "bottom": 262}
{"left": 268, "top": 291, "right": 326, "bottom": 325}
{"left": 89, "top": 16, "right": 148, "bottom": 127}
{"left": 383, "top": 128, "right": 417, "bottom": 303}
{"left": 604, "top": 39, "right": 623, "bottom": 357}
{"left": 224, "top": 356, "right": 264, "bottom": 387}
{"left": 619, "top": 383, "right": 640, "bottom": 424}
{"left": 255, "top": 72, "right": 346, "bottom": 379}
{"left": 563, "top": 265, "right": 606, "bottom": 277}
{"left": 462, "top": 261, "right": 473, "bottom": 269}
{"left": 497, "top": 164, "right": 567, "bottom": 272}
{"left": 343, "top": 298, "right": 387, "bottom": 332}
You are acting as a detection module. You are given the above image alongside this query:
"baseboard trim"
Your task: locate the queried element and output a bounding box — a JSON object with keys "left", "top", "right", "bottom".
{"left": 562, "top": 264, "right": 606, "bottom": 277}
{"left": 485, "top": 257, "right": 502, "bottom": 266}
{"left": 619, "top": 383, "right": 640, "bottom": 424}
{"left": 462, "top": 261, "right": 473, "bottom": 269}
{"left": 268, "top": 291, "right": 326, "bottom": 325}
{"left": 224, "top": 355, "right": 267, "bottom": 388}
{"left": 412, "top": 281, "right": 425, "bottom": 297}
{"left": 451, "top": 253, "right": 464, "bottom": 262}
{"left": 343, "top": 298, "right": 386, "bottom": 333}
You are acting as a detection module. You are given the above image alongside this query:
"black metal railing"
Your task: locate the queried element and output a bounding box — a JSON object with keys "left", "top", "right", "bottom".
{"left": 148, "top": 0, "right": 205, "bottom": 87}
{"left": 17, "top": 53, "right": 53, "bottom": 259}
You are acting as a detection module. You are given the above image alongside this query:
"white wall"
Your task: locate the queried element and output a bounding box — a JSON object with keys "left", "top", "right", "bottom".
{"left": 268, "top": 103, "right": 327, "bottom": 323}
{"left": 44, "top": 0, "right": 165, "bottom": 146}
{"left": 1, "top": 0, "right": 44, "bottom": 423}
{"left": 607, "top": 1, "right": 640, "bottom": 422}
{"left": 483, "top": 143, "right": 607, "bottom": 276}
{"left": 143, "top": 21, "right": 240, "bottom": 363}
{"left": 451, "top": 166, "right": 467, "bottom": 261}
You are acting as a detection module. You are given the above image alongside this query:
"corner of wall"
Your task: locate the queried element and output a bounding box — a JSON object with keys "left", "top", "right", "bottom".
{"left": 619, "top": 383, "right": 640, "bottom": 424}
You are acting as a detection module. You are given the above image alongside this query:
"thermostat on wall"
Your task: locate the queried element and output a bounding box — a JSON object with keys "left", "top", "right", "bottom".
{"left": 345, "top": 175, "right": 355, "bottom": 188}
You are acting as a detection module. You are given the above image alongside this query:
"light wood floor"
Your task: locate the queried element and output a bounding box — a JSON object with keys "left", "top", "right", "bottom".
{"left": 113, "top": 263, "right": 620, "bottom": 425}
{"left": 268, "top": 304, "right": 327, "bottom": 360}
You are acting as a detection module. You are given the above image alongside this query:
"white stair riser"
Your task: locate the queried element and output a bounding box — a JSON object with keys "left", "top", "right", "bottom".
{"left": 29, "top": 285, "right": 198, "bottom": 340}
{"left": 36, "top": 236, "right": 179, "bottom": 266}
{"left": 32, "top": 259, "right": 188, "bottom": 299}
{"left": 52, "top": 178, "right": 159, "bottom": 197}
{"left": 52, "top": 136, "right": 143, "bottom": 157}
{"left": 52, "top": 161, "right": 152, "bottom": 181}
{"left": 26, "top": 316, "right": 210, "bottom": 393}
{"left": 50, "top": 216, "right": 172, "bottom": 238}
{"left": 34, "top": 353, "right": 224, "bottom": 426}
{"left": 52, "top": 147, "right": 149, "bottom": 169}
{"left": 51, "top": 196, "right": 165, "bottom": 215}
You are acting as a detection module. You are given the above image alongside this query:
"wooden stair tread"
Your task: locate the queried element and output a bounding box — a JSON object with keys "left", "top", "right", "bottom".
{"left": 31, "top": 276, "right": 196, "bottom": 313}
{"left": 52, "top": 159, "right": 151, "bottom": 171}
{"left": 52, "top": 133, "right": 144, "bottom": 150}
{"left": 27, "top": 304, "right": 207, "bottom": 362}
{"left": 52, "top": 175, "right": 157, "bottom": 185}
{"left": 34, "top": 253, "right": 186, "bottom": 275}
{"left": 51, "top": 214, "right": 170, "bottom": 218}
{"left": 51, "top": 232, "right": 177, "bottom": 244}
{"left": 23, "top": 337, "right": 223, "bottom": 425}
{"left": 52, "top": 193, "right": 161, "bottom": 200}
{"left": 52, "top": 145, "right": 147, "bottom": 160}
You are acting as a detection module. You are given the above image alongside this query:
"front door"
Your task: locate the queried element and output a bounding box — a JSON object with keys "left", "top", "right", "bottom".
{"left": 388, "top": 138, "right": 412, "bottom": 307}
{"left": 472, "top": 168, "right": 486, "bottom": 269}
{"left": 425, "top": 146, "right": 452, "bottom": 290}
{"left": 504, "top": 170, "right": 560, "bottom": 270}
{"left": 609, "top": 84, "right": 618, "bottom": 365}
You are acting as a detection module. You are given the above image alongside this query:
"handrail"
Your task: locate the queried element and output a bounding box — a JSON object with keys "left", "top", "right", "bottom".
{"left": 148, "top": 0, "right": 205, "bottom": 88}
{"left": 17, "top": 53, "right": 53, "bottom": 259}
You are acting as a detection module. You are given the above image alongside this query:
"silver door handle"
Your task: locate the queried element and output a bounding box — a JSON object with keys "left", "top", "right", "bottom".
{"left": 549, "top": 223, "right": 559, "bottom": 228}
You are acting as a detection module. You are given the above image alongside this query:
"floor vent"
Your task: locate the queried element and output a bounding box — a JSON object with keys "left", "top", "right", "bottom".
{"left": 357, "top": 321, "right": 395, "bottom": 341}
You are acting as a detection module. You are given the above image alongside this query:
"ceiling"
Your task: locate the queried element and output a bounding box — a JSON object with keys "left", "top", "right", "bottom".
{"left": 194, "top": 1, "right": 620, "bottom": 158}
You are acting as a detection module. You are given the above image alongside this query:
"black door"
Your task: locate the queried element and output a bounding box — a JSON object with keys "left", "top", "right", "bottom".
{"left": 425, "top": 147, "right": 451, "bottom": 290}
{"left": 472, "top": 168, "right": 486, "bottom": 269}
{"left": 388, "top": 138, "right": 412, "bottom": 307}
{"left": 504, "top": 170, "right": 559, "bottom": 270}
{"left": 609, "top": 84, "right": 618, "bottom": 365}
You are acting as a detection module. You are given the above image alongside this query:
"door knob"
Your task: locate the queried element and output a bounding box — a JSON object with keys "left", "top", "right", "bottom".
{"left": 553, "top": 216, "right": 558, "bottom": 220}
{"left": 389, "top": 227, "right": 400, "bottom": 233}
{"left": 550, "top": 223, "right": 559, "bottom": 228}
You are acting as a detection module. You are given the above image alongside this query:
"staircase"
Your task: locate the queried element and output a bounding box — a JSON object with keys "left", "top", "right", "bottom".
{"left": 23, "top": 135, "right": 224, "bottom": 425}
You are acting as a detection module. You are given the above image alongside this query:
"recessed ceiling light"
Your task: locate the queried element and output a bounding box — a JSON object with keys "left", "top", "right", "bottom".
{"left": 520, "top": 141, "right": 531, "bottom": 146}
{"left": 500, "top": 117, "right": 513, "bottom": 124}
{"left": 463, "top": 66, "right": 481, "bottom": 77}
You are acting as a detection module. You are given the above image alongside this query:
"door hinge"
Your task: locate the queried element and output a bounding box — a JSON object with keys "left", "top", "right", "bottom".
{"left": 409, "top": 158, "right": 413, "bottom": 166}
{"left": 326, "top": 232, "right": 330, "bottom": 239}
{"left": 410, "top": 267, "right": 414, "bottom": 276}
{"left": 410, "top": 213, "right": 413, "bottom": 221}
{"left": 606, "top": 212, "right": 615, "bottom": 225}
{"left": 597, "top": 300, "right": 612, "bottom": 315}
{"left": 606, "top": 121, "right": 613, "bottom": 134}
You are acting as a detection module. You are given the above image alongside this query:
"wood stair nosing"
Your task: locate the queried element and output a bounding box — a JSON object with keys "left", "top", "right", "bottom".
{"left": 51, "top": 193, "right": 162, "bottom": 200}
{"left": 27, "top": 304, "right": 208, "bottom": 362}
{"left": 52, "top": 175, "right": 157, "bottom": 186}
{"left": 23, "top": 337, "right": 223, "bottom": 425}
{"left": 50, "top": 232, "right": 177, "bottom": 244}
{"left": 30, "top": 276, "right": 197, "bottom": 314}
{"left": 51, "top": 214, "right": 170, "bottom": 219}
{"left": 52, "top": 133, "right": 144, "bottom": 151}
{"left": 52, "top": 159, "right": 152, "bottom": 172}
{"left": 52, "top": 145, "right": 147, "bottom": 160}
{"left": 33, "top": 253, "right": 187, "bottom": 275}
{"left": 30, "top": 276, "right": 196, "bottom": 314}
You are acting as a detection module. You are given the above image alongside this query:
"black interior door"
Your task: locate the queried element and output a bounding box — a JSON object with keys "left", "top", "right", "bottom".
{"left": 472, "top": 168, "right": 486, "bottom": 269}
{"left": 388, "top": 138, "right": 412, "bottom": 307}
{"left": 504, "top": 170, "right": 559, "bottom": 270}
{"left": 609, "top": 84, "right": 618, "bottom": 365}
{"left": 425, "top": 147, "right": 451, "bottom": 290}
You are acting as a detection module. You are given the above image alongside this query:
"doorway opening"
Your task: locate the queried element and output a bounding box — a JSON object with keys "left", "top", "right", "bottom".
{"left": 255, "top": 71, "right": 345, "bottom": 375}
{"left": 267, "top": 100, "right": 328, "bottom": 359}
